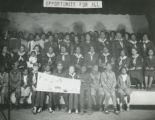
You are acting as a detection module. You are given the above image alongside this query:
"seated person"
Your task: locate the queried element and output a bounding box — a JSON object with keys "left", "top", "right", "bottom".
{"left": 90, "top": 65, "right": 104, "bottom": 111}
{"left": 20, "top": 69, "right": 32, "bottom": 105}
{"left": 129, "top": 48, "right": 144, "bottom": 89}
{"left": 101, "top": 63, "right": 119, "bottom": 114}
{"left": 117, "top": 67, "right": 131, "bottom": 112}
{"left": 66, "top": 66, "right": 79, "bottom": 114}
{"left": 79, "top": 66, "right": 92, "bottom": 114}
{"left": 10, "top": 62, "right": 22, "bottom": 107}
{"left": 0, "top": 66, "right": 8, "bottom": 104}
{"left": 144, "top": 49, "right": 155, "bottom": 90}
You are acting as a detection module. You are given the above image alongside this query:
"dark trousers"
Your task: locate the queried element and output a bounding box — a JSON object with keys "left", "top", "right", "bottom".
{"left": 32, "top": 91, "right": 45, "bottom": 107}
{"left": 80, "top": 86, "right": 92, "bottom": 110}
{"left": 69, "top": 94, "right": 79, "bottom": 110}
{"left": 11, "top": 86, "right": 21, "bottom": 104}
{"left": 48, "top": 93, "right": 60, "bottom": 108}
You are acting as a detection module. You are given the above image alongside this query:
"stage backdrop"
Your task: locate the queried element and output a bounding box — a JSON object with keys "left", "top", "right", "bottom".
{"left": 7, "top": 13, "right": 149, "bottom": 33}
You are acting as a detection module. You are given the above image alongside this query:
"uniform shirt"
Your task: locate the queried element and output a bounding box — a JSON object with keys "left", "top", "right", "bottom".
{"left": 90, "top": 72, "right": 101, "bottom": 88}
{"left": 117, "top": 74, "right": 131, "bottom": 90}
{"left": 10, "top": 69, "right": 21, "bottom": 88}
{"left": 84, "top": 52, "right": 99, "bottom": 67}
{"left": 145, "top": 56, "right": 155, "bottom": 70}
{"left": 101, "top": 71, "right": 116, "bottom": 91}
{"left": 79, "top": 72, "right": 91, "bottom": 87}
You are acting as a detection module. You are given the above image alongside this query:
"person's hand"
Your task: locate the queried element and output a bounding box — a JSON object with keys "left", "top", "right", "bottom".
{"left": 136, "top": 67, "right": 142, "bottom": 70}
{"left": 10, "top": 53, "right": 14, "bottom": 57}
{"left": 150, "top": 67, "right": 154, "bottom": 70}
{"left": 32, "top": 86, "right": 36, "bottom": 91}
{"left": 129, "top": 67, "right": 135, "bottom": 70}
{"left": 146, "top": 67, "right": 149, "bottom": 70}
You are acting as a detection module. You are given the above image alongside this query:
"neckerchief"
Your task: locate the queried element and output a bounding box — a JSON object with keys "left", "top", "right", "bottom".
{"left": 143, "top": 40, "right": 150, "bottom": 51}
{"left": 121, "top": 74, "right": 128, "bottom": 82}
{"left": 69, "top": 72, "right": 76, "bottom": 79}
{"left": 74, "top": 53, "right": 83, "bottom": 64}
{"left": 61, "top": 52, "right": 68, "bottom": 61}
{"left": 88, "top": 52, "right": 95, "bottom": 61}
{"left": 132, "top": 54, "right": 139, "bottom": 65}
{"left": 129, "top": 40, "right": 137, "bottom": 48}
{"left": 102, "top": 52, "right": 110, "bottom": 64}
{"left": 119, "top": 56, "right": 127, "bottom": 66}
{"left": 98, "top": 38, "right": 107, "bottom": 45}
{"left": 47, "top": 52, "right": 55, "bottom": 62}
{"left": 18, "top": 51, "right": 25, "bottom": 61}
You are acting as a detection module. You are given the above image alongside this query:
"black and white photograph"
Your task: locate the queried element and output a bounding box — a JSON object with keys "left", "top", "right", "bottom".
{"left": 0, "top": 0, "right": 155, "bottom": 120}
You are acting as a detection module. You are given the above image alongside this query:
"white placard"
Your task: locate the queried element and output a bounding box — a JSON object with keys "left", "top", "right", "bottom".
{"left": 43, "top": 0, "right": 102, "bottom": 8}
{"left": 36, "top": 72, "right": 81, "bottom": 94}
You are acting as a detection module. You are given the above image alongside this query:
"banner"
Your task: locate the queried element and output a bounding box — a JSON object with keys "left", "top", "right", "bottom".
{"left": 43, "top": 0, "right": 102, "bottom": 8}
{"left": 36, "top": 72, "right": 81, "bottom": 94}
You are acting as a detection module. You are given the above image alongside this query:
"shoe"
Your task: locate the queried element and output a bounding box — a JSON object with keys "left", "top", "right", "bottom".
{"left": 48, "top": 107, "right": 54, "bottom": 113}
{"left": 32, "top": 107, "right": 37, "bottom": 115}
{"left": 126, "top": 105, "right": 130, "bottom": 111}
{"left": 104, "top": 108, "right": 109, "bottom": 114}
{"left": 37, "top": 107, "right": 42, "bottom": 113}
{"left": 114, "top": 108, "right": 120, "bottom": 115}
{"left": 68, "top": 109, "right": 72, "bottom": 114}
{"left": 80, "top": 109, "right": 84, "bottom": 115}
{"left": 119, "top": 104, "right": 123, "bottom": 112}
{"left": 55, "top": 107, "right": 59, "bottom": 111}
{"left": 99, "top": 107, "right": 103, "bottom": 112}
{"left": 75, "top": 109, "right": 79, "bottom": 114}
{"left": 87, "top": 110, "right": 93, "bottom": 115}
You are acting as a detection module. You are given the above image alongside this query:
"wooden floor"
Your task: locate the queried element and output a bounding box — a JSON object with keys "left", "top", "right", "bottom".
{"left": 2, "top": 109, "right": 155, "bottom": 120}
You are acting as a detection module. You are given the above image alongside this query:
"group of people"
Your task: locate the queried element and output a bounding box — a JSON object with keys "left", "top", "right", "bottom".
{"left": 0, "top": 30, "right": 155, "bottom": 115}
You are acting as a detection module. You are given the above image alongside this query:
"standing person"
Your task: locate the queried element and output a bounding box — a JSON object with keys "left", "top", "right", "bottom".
{"left": 80, "top": 33, "right": 93, "bottom": 55}
{"left": 99, "top": 47, "right": 113, "bottom": 72}
{"left": 0, "top": 66, "right": 9, "bottom": 104}
{"left": 31, "top": 63, "right": 45, "bottom": 114}
{"left": 112, "top": 32, "right": 127, "bottom": 59}
{"left": 72, "top": 46, "right": 84, "bottom": 73}
{"left": 98, "top": 31, "right": 110, "bottom": 52}
{"left": 28, "top": 34, "right": 36, "bottom": 53}
{"left": 8, "top": 31, "right": 20, "bottom": 52}
{"left": 73, "top": 35, "right": 80, "bottom": 48}
{"left": 20, "top": 69, "right": 32, "bottom": 105}
{"left": 84, "top": 46, "right": 99, "bottom": 71}
{"left": 62, "top": 34, "right": 74, "bottom": 54}
{"left": 0, "top": 46, "right": 12, "bottom": 72}
{"left": 17, "top": 45, "right": 28, "bottom": 71}
{"left": 10, "top": 62, "right": 22, "bottom": 107}
{"left": 79, "top": 66, "right": 92, "bottom": 115}
{"left": 19, "top": 32, "right": 29, "bottom": 51}
{"left": 43, "top": 64, "right": 54, "bottom": 113}
{"left": 53, "top": 62, "right": 66, "bottom": 111}
{"left": 117, "top": 67, "right": 131, "bottom": 112}
{"left": 115, "top": 49, "right": 130, "bottom": 77}
{"left": 128, "top": 33, "right": 140, "bottom": 56}
{"left": 129, "top": 48, "right": 144, "bottom": 89}
{"left": 44, "top": 35, "right": 57, "bottom": 53}
{"left": 66, "top": 66, "right": 79, "bottom": 114}
{"left": 90, "top": 65, "right": 104, "bottom": 111}
{"left": 140, "top": 34, "right": 155, "bottom": 58}
{"left": 144, "top": 49, "right": 155, "bottom": 90}
{"left": 34, "top": 45, "right": 43, "bottom": 66}
{"left": 56, "top": 46, "right": 71, "bottom": 71}
{"left": 101, "top": 63, "right": 119, "bottom": 114}
{"left": 38, "top": 33, "right": 46, "bottom": 49}
{"left": 27, "top": 51, "right": 37, "bottom": 70}
{"left": 116, "top": 50, "right": 130, "bottom": 71}
{"left": 43, "top": 46, "right": 56, "bottom": 67}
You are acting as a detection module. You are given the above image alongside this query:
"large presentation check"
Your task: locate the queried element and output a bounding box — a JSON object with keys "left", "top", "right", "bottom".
{"left": 36, "top": 72, "right": 81, "bottom": 94}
